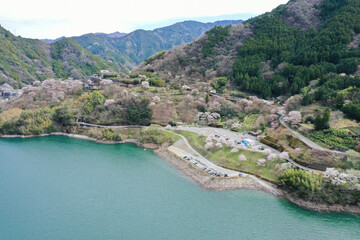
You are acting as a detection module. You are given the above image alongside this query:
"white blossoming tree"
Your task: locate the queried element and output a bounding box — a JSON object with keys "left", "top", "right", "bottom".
{"left": 267, "top": 153, "right": 278, "bottom": 161}
{"left": 215, "top": 142, "right": 223, "bottom": 149}
{"left": 279, "top": 152, "right": 289, "bottom": 160}
{"left": 257, "top": 158, "right": 266, "bottom": 167}
{"left": 231, "top": 148, "right": 239, "bottom": 153}
{"left": 204, "top": 141, "right": 214, "bottom": 150}
{"left": 238, "top": 154, "right": 247, "bottom": 162}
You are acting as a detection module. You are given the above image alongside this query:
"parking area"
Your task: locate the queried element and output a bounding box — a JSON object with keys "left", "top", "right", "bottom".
{"left": 168, "top": 144, "right": 245, "bottom": 177}
{"left": 179, "top": 126, "right": 280, "bottom": 154}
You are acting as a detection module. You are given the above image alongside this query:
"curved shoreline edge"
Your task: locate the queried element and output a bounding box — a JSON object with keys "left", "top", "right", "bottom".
{"left": 1, "top": 133, "right": 360, "bottom": 215}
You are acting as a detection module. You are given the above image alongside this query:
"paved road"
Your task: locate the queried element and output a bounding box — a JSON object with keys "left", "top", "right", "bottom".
{"left": 76, "top": 121, "right": 323, "bottom": 171}
{"left": 172, "top": 126, "right": 317, "bottom": 172}
{"left": 279, "top": 117, "right": 359, "bottom": 158}
{"left": 279, "top": 117, "right": 326, "bottom": 150}
{"left": 78, "top": 122, "right": 143, "bottom": 129}
{"left": 163, "top": 129, "right": 243, "bottom": 177}
{"left": 163, "top": 129, "right": 282, "bottom": 195}
{"left": 178, "top": 126, "right": 280, "bottom": 154}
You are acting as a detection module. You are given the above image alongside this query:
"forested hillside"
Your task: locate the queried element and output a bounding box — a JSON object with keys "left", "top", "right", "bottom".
{"left": 137, "top": 0, "right": 360, "bottom": 100}
{"left": 232, "top": 0, "right": 360, "bottom": 98}
{"left": 0, "top": 26, "right": 118, "bottom": 87}
{"left": 72, "top": 20, "right": 243, "bottom": 69}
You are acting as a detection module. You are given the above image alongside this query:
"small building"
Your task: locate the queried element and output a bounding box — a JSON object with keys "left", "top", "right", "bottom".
{"left": 0, "top": 83, "right": 22, "bottom": 99}
{"left": 248, "top": 130, "right": 262, "bottom": 137}
{"left": 241, "top": 139, "right": 256, "bottom": 147}
{"left": 82, "top": 77, "right": 101, "bottom": 90}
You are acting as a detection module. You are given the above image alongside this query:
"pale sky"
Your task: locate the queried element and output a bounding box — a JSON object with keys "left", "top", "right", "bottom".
{"left": 0, "top": 0, "right": 288, "bottom": 39}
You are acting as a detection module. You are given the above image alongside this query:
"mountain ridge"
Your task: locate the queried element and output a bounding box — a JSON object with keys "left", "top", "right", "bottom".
{"left": 136, "top": 0, "right": 360, "bottom": 98}
{"left": 70, "top": 19, "right": 243, "bottom": 69}
{"left": 0, "top": 25, "right": 119, "bottom": 87}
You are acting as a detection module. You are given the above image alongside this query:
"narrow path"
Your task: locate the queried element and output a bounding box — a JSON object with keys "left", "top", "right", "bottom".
{"left": 77, "top": 122, "right": 143, "bottom": 128}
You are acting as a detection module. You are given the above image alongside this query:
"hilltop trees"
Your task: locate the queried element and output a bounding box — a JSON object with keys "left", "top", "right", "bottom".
{"left": 342, "top": 103, "right": 360, "bottom": 121}
{"left": 231, "top": 0, "right": 360, "bottom": 98}
{"left": 314, "top": 108, "right": 330, "bottom": 130}
{"left": 83, "top": 91, "right": 105, "bottom": 114}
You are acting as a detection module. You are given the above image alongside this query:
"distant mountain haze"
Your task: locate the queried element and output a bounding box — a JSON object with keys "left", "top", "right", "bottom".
{"left": 70, "top": 19, "right": 243, "bottom": 69}
{"left": 0, "top": 19, "right": 242, "bottom": 86}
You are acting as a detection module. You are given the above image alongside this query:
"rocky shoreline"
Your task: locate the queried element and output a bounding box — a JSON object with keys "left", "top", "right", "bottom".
{"left": 155, "top": 148, "right": 360, "bottom": 215}
{"left": 284, "top": 193, "right": 360, "bottom": 215}
{"left": 1, "top": 133, "right": 359, "bottom": 215}
{"left": 155, "top": 148, "right": 281, "bottom": 194}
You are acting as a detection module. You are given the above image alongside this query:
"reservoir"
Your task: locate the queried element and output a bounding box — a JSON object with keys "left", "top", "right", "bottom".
{"left": 0, "top": 136, "right": 359, "bottom": 240}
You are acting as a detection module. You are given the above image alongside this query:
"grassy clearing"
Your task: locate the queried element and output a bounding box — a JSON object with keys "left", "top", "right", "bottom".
{"left": 175, "top": 130, "right": 284, "bottom": 182}
{"left": 331, "top": 118, "right": 358, "bottom": 129}
{"left": 238, "top": 114, "right": 259, "bottom": 132}
{"left": 348, "top": 126, "right": 360, "bottom": 136}
{"left": 299, "top": 103, "right": 326, "bottom": 115}
{"left": 162, "top": 130, "right": 181, "bottom": 142}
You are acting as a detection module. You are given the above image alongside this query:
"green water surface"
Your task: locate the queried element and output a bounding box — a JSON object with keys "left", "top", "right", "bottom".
{"left": 0, "top": 136, "right": 359, "bottom": 240}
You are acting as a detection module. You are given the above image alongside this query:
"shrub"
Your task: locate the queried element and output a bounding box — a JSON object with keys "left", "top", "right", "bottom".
{"left": 168, "top": 121, "right": 176, "bottom": 126}
{"left": 140, "top": 128, "right": 173, "bottom": 145}
{"left": 149, "top": 78, "right": 165, "bottom": 87}
{"left": 342, "top": 103, "right": 360, "bottom": 121}
{"left": 278, "top": 169, "right": 323, "bottom": 199}
{"left": 260, "top": 136, "right": 284, "bottom": 152}
{"left": 304, "top": 115, "right": 314, "bottom": 124}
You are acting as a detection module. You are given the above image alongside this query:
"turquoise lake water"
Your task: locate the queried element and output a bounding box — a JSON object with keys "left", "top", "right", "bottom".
{"left": 0, "top": 136, "right": 359, "bottom": 240}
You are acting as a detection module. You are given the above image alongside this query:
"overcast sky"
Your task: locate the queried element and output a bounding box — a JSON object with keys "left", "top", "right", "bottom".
{"left": 0, "top": 0, "right": 288, "bottom": 39}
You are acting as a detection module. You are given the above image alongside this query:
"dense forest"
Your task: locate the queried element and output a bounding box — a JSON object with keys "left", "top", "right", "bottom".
{"left": 232, "top": 0, "right": 360, "bottom": 99}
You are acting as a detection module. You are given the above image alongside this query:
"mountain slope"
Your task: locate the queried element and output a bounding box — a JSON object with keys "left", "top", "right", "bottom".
{"left": 71, "top": 33, "right": 134, "bottom": 70}
{"left": 136, "top": 0, "right": 360, "bottom": 97}
{"left": 0, "top": 26, "right": 118, "bottom": 87}
{"left": 71, "top": 20, "right": 243, "bottom": 69}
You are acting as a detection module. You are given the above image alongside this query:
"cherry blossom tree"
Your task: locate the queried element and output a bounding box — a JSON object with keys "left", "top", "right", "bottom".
{"left": 323, "top": 168, "right": 348, "bottom": 186}
{"left": 267, "top": 153, "right": 278, "bottom": 161}
{"left": 238, "top": 154, "right": 247, "bottom": 162}
{"left": 284, "top": 95, "right": 302, "bottom": 111}
{"left": 231, "top": 148, "right": 239, "bottom": 153}
{"left": 205, "top": 141, "right": 214, "bottom": 150}
{"left": 215, "top": 142, "right": 223, "bottom": 149}
{"left": 279, "top": 152, "right": 290, "bottom": 160}
{"left": 257, "top": 158, "right": 266, "bottom": 166}
{"left": 287, "top": 111, "right": 302, "bottom": 126}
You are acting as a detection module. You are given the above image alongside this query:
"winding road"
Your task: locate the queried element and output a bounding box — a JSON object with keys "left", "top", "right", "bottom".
{"left": 175, "top": 126, "right": 315, "bottom": 171}
{"left": 77, "top": 120, "right": 316, "bottom": 172}
{"left": 279, "top": 117, "right": 359, "bottom": 158}
{"left": 279, "top": 117, "right": 326, "bottom": 151}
